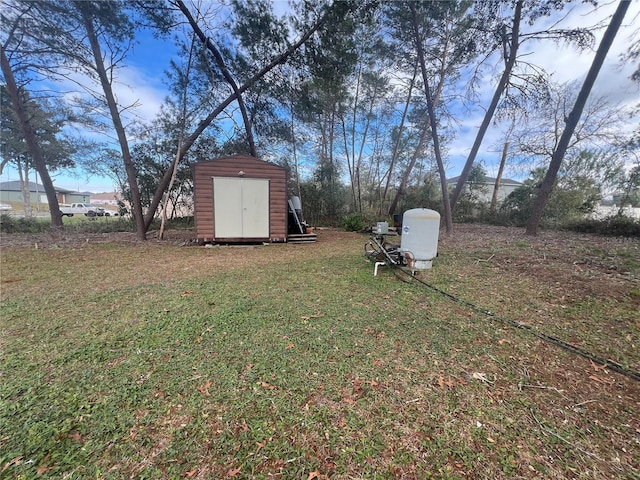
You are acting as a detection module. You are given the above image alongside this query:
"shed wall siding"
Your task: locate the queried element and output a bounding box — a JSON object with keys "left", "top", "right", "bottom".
{"left": 193, "top": 156, "right": 287, "bottom": 242}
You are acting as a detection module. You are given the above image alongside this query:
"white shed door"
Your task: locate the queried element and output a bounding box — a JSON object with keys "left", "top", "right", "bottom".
{"left": 213, "top": 177, "right": 269, "bottom": 238}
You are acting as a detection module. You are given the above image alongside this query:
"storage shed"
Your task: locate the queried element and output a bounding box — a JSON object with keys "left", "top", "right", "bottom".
{"left": 192, "top": 155, "right": 288, "bottom": 243}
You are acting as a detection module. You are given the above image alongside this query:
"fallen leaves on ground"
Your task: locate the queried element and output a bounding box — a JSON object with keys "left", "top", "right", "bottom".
{"left": 198, "top": 381, "right": 212, "bottom": 394}
{"left": 437, "top": 376, "right": 455, "bottom": 389}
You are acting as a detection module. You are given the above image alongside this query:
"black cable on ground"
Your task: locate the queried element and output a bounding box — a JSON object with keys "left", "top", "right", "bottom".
{"left": 387, "top": 264, "right": 640, "bottom": 383}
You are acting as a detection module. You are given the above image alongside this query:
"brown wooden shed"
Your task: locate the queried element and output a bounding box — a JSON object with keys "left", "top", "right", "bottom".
{"left": 192, "top": 155, "right": 288, "bottom": 243}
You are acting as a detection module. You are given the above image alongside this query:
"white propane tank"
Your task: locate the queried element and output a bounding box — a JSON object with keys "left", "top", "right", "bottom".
{"left": 400, "top": 208, "right": 440, "bottom": 270}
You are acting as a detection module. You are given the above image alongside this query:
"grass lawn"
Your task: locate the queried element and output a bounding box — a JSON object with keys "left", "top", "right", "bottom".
{"left": 1, "top": 225, "right": 639, "bottom": 479}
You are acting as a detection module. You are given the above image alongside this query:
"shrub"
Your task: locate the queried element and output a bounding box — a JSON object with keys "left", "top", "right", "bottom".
{"left": 147, "top": 216, "right": 195, "bottom": 230}
{"left": 343, "top": 212, "right": 367, "bottom": 232}
{"left": 62, "top": 217, "right": 137, "bottom": 234}
{"left": 567, "top": 215, "right": 640, "bottom": 237}
{"left": 0, "top": 214, "right": 52, "bottom": 234}
{"left": 0, "top": 213, "right": 197, "bottom": 236}
{"left": 497, "top": 167, "right": 603, "bottom": 229}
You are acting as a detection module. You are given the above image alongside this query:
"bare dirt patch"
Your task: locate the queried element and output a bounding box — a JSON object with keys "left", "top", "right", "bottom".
{"left": 440, "top": 224, "right": 639, "bottom": 300}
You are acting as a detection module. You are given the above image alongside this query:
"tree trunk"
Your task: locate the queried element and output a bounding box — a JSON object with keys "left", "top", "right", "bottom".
{"left": 340, "top": 114, "right": 356, "bottom": 210}
{"left": 410, "top": 2, "right": 453, "bottom": 234}
{"left": 381, "top": 63, "right": 417, "bottom": 214}
{"left": 290, "top": 103, "right": 302, "bottom": 200}
{"left": 526, "top": 0, "right": 630, "bottom": 235}
{"left": 0, "top": 45, "right": 63, "bottom": 227}
{"left": 367, "top": 124, "right": 383, "bottom": 211}
{"left": 17, "top": 163, "right": 33, "bottom": 218}
{"left": 387, "top": 125, "right": 428, "bottom": 217}
{"left": 349, "top": 65, "right": 361, "bottom": 211}
{"left": 329, "top": 106, "right": 337, "bottom": 219}
{"left": 78, "top": 7, "right": 146, "bottom": 240}
{"left": 490, "top": 140, "right": 509, "bottom": 215}
{"left": 159, "top": 149, "right": 181, "bottom": 239}
{"left": 389, "top": 4, "right": 450, "bottom": 221}
{"left": 354, "top": 94, "right": 376, "bottom": 213}
{"left": 160, "top": 31, "right": 197, "bottom": 240}
{"left": 449, "top": 0, "right": 523, "bottom": 213}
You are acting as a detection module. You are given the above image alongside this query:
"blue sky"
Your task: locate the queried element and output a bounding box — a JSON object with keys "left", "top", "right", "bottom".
{"left": 2, "top": 0, "right": 638, "bottom": 193}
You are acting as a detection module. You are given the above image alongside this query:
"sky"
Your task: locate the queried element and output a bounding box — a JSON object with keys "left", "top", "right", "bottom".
{"left": 2, "top": 0, "right": 639, "bottom": 194}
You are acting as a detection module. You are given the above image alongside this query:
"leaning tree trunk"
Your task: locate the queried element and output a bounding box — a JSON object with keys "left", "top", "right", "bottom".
{"left": 389, "top": 19, "right": 448, "bottom": 218}
{"left": 490, "top": 140, "right": 509, "bottom": 215}
{"left": 78, "top": 7, "right": 147, "bottom": 240}
{"left": 410, "top": 2, "right": 453, "bottom": 234}
{"left": 449, "top": 0, "right": 523, "bottom": 213}
{"left": 176, "top": 0, "right": 256, "bottom": 157}
{"left": 159, "top": 31, "right": 197, "bottom": 240}
{"left": 387, "top": 124, "right": 428, "bottom": 217}
{"left": 144, "top": 9, "right": 330, "bottom": 232}
{"left": 526, "top": 0, "right": 630, "bottom": 235}
{"left": 1, "top": 45, "right": 63, "bottom": 227}
{"left": 381, "top": 63, "right": 417, "bottom": 215}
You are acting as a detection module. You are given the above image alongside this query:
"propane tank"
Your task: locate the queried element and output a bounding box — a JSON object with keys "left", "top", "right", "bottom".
{"left": 400, "top": 208, "right": 440, "bottom": 270}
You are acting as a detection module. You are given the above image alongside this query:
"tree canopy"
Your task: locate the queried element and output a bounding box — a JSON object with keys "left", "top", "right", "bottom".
{"left": 1, "top": 0, "right": 637, "bottom": 235}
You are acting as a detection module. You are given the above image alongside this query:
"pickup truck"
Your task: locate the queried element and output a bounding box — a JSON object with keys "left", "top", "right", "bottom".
{"left": 59, "top": 203, "right": 104, "bottom": 217}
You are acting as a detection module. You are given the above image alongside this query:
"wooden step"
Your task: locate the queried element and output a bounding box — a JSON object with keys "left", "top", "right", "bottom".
{"left": 287, "top": 233, "right": 317, "bottom": 243}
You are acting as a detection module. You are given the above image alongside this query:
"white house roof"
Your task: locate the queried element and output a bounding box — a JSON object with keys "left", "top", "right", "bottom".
{"left": 447, "top": 176, "right": 522, "bottom": 186}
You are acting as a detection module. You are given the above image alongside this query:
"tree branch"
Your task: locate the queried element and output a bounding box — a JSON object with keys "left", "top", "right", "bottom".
{"left": 143, "top": 2, "right": 332, "bottom": 230}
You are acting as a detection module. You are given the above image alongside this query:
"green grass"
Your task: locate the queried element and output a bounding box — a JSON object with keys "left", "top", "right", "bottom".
{"left": 1, "top": 228, "right": 639, "bottom": 479}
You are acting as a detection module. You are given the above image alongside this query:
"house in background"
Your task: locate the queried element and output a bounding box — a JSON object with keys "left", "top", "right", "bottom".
{"left": 0, "top": 181, "right": 92, "bottom": 208}
{"left": 91, "top": 191, "right": 130, "bottom": 216}
{"left": 90, "top": 192, "right": 121, "bottom": 206}
{"left": 447, "top": 176, "right": 522, "bottom": 203}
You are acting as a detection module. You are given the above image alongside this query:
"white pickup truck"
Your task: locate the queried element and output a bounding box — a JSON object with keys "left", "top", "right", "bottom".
{"left": 59, "top": 203, "right": 104, "bottom": 217}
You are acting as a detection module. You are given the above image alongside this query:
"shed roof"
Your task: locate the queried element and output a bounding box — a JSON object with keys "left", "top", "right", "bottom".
{"left": 193, "top": 154, "right": 286, "bottom": 170}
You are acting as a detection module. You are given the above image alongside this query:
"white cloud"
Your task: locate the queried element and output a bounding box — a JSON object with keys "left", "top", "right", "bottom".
{"left": 111, "top": 66, "right": 168, "bottom": 126}
{"left": 523, "top": 1, "right": 639, "bottom": 104}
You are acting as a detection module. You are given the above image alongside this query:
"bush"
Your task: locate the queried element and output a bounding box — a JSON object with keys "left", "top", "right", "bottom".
{"left": 497, "top": 168, "right": 603, "bottom": 229}
{"left": 567, "top": 215, "right": 640, "bottom": 237}
{"left": 62, "top": 217, "right": 137, "bottom": 234}
{"left": 0, "top": 214, "right": 52, "bottom": 234}
{"left": 0, "top": 214, "right": 197, "bottom": 236}
{"left": 147, "top": 215, "right": 195, "bottom": 231}
{"left": 343, "top": 212, "right": 367, "bottom": 232}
